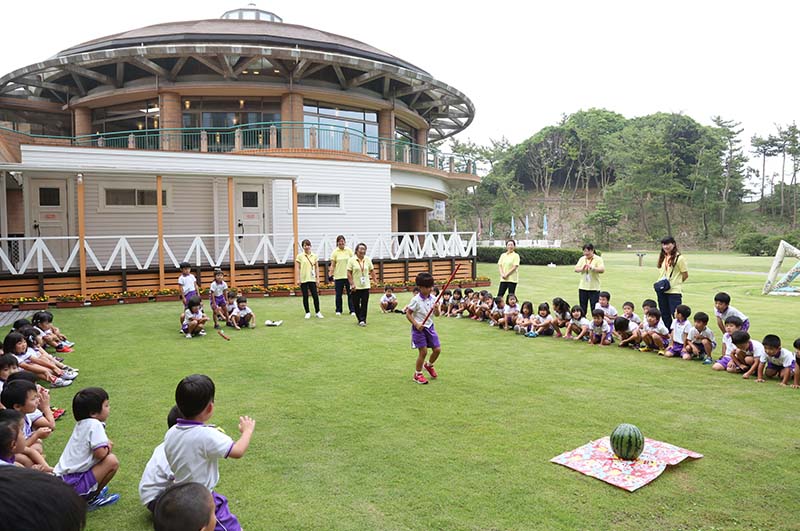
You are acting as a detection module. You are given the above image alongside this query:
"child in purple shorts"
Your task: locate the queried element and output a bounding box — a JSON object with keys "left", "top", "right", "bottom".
{"left": 406, "top": 272, "right": 441, "bottom": 385}
{"left": 589, "top": 309, "right": 612, "bottom": 346}
{"left": 53, "top": 387, "right": 120, "bottom": 510}
{"left": 164, "top": 374, "right": 255, "bottom": 531}
{"left": 792, "top": 338, "right": 800, "bottom": 389}
{"left": 183, "top": 297, "right": 209, "bottom": 339}
{"left": 229, "top": 296, "right": 255, "bottom": 330}
{"left": 750, "top": 334, "right": 796, "bottom": 386}
{"left": 665, "top": 305, "right": 692, "bottom": 358}
{"left": 641, "top": 308, "right": 669, "bottom": 353}
{"left": 714, "top": 292, "right": 750, "bottom": 334}
{"left": 208, "top": 269, "right": 229, "bottom": 330}
{"left": 685, "top": 311, "right": 716, "bottom": 363}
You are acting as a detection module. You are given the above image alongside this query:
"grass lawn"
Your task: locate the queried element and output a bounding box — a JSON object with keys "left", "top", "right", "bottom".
{"left": 4, "top": 252, "right": 799, "bottom": 531}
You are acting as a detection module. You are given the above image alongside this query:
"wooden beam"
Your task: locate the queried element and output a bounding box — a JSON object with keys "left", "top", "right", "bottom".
{"left": 395, "top": 83, "right": 432, "bottom": 98}
{"left": 297, "top": 63, "right": 327, "bottom": 80}
{"left": 228, "top": 177, "right": 236, "bottom": 287}
{"left": 291, "top": 58, "right": 310, "bottom": 78}
{"left": 116, "top": 62, "right": 125, "bottom": 87}
{"left": 331, "top": 65, "right": 347, "bottom": 89}
{"left": 233, "top": 55, "right": 261, "bottom": 76}
{"left": 346, "top": 70, "right": 383, "bottom": 88}
{"left": 70, "top": 73, "right": 87, "bottom": 97}
{"left": 191, "top": 55, "right": 226, "bottom": 77}
{"left": 63, "top": 64, "right": 116, "bottom": 86}
{"left": 77, "top": 174, "right": 87, "bottom": 298}
{"left": 382, "top": 76, "right": 391, "bottom": 98}
{"left": 0, "top": 82, "right": 22, "bottom": 95}
{"left": 217, "top": 55, "right": 235, "bottom": 79}
{"left": 170, "top": 57, "right": 188, "bottom": 78}
{"left": 412, "top": 98, "right": 461, "bottom": 110}
{"left": 269, "top": 58, "right": 289, "bottom": 77}
{"left": 15, "top": 77, "right": 78, "bottom": 96}
{"left": 157, "top": 174, "right": 165, "bottom": 290}
{"left": 129, "top": 56, "right": 173, "bottom": 80}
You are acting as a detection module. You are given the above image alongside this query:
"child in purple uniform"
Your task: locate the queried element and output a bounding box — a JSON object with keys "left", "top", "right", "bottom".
{"left": 53, "top": 387, "right": 120, "bottom": 510}
{"left": 406, "top": 272, "right": 441, "bottom": 385}
{"left": 641, "top": 308, "right": 669, "bottom": 353}
{"left": 589, "top": 309, "right": 612, "bottom": 346}
{"left": 208, "top": 269, "right": 229, "bottom": 330}
{"left": 713, "top": 292, "right": 750, "bottom": 333}
{"left": 664, "top": 305, "right": 692, "bottom": 358}
{"left": 752, "top": 334, "right": 796, "bottom": 386}
{"left": 164, "top": 374, "right": 255, "bottom": 531}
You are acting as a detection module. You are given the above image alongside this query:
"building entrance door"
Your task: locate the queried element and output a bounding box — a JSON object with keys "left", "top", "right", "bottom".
{"left": 30, "top": 178, "right": 69, "bottom": 265}
{"left": 235, "top": 183, "right": 266, "bottom": 258}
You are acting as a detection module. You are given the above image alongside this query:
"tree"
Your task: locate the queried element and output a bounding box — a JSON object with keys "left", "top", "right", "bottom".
{"left": 711, "top": 116, "right": 748, "bottom": 235}
{"left": 585, "top": 202, "right": 622, "bottom": 247}
{"left": 750, "top": 133, "right": 779, "bottom": 211}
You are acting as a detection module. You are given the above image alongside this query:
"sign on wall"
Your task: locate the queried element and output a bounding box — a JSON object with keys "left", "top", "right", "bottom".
{"left": 428, "top": 200, "right": 446, "bottom": 221}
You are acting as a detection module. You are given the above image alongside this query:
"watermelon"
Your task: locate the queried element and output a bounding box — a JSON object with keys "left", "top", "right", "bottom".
{"left": 610, "top": 423, "right": 644, "bottom": 460}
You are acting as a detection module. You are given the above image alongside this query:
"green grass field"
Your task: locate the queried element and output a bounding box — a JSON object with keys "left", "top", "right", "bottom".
{"left": 4, "top": 252, "right": 799, "bottom": 531}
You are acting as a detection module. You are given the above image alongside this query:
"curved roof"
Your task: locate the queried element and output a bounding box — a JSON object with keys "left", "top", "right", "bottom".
{"left": 0, "top": 17, "right": 473, "bottom": 141}
{"left": 58, "top": 19, "right": 429, "bottom": 75}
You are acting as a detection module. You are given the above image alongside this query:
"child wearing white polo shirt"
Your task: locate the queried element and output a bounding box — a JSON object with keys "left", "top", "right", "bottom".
{"left": 53, "top": 387, "right": 120, "bottom": 510}
{"left": 139, "top": 405, "right": 181, "bottom": 512}
{"left": 751, "top": 334, "right": 796, "bottom": 386}
{"left": 164, "top": 374, "right": 255, "bottom": 531}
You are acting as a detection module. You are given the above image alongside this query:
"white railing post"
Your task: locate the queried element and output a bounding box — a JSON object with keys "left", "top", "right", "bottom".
{"left": 234, "top": 129, "right": 242, "bottom": 151}
{"left": 128, "top": 134, "right": 136, "bottom": 149}
{"left": 269, "top": 126, "right": 277, "bottom": 149}
{"left": 309, "top": 127, "right": 318, "bottom": 149}
{"left": 200, "top": 131, "right": 208, "bottom": 153}
{"left": 342, "top": 130, "right": 350, "bottom": 152}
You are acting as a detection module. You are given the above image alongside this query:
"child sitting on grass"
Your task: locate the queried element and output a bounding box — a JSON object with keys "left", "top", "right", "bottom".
{"left": 594, "top": 291, "right": 618, "bottom": 325}
{"left": 0, "top": 381, "right": 51, "bottom": 470}
{"left": 640, "top": 309, "right": 669, "bottom": 353}
{"left": 621, "top": 301, "right": 641, "bottom": 325}
{"left": 685, "top": 311, "right": 715, "bottom": 364}
{"left": 589, "top": 309, "right": 612, "bottom": 346}
{"left": 2, "top": 332, "right": 73, "bottom": 388}
{"left": 734, "top": 331, "right": 766, "bottom": 380}
{"left": 229, "top": 296, "right": 255, "bottom": 330}
{"left": 0, "top": 353, "right": 19, "bottom": 393}
{"left": 139, "top": 405, "right": 181, "bottom": 512}
{"left": 793, "top": 338, "right": 800, "bottom": 389}
{"left": 0, "top": 409, "right": 26, "bottom": 467}
{"left": 713, "top": 292, "right": 750, "bottom": 333}
{"left": 613, "top": 316, "right": 641, "bottom": 348}
{"left": 639, "top": 300, "right": 661, "bottom": 331}
{"left": 717, "top": 316, "right": 749, "bottom": 372}
{"left": 664, "top": 305, "right": 692, "bottom": 358}
{"left": 448, "top": 288, "right": 464, "bottom": 318}
{"left": 529, "top": 302, "right": 555, "bottom": 338}
{"left": 54, "top": 387, "right": 120, "bottom": 510}
{"left": 475, "top": 291, "right": 493, "bottom": 321}
{"left": 514, "top": 301, "right": 534, "bottom": 335}
{"left": 502, "top": 294, "right": 520, "bottom": 331}
{"left": 182, "top": 296, "right": 208, "bottom": 339}
{"left": 32, "top": 311, "right": 74, "bottom": 353}
{"left": 489, "top": 296, "right": 506, "bottom": 328}
{"left": 746, "top": 334, "right": 795, "bottom": 386}
{"left": 564, "top": 306, "right": 590, "bottom": 341}
{"left": 165, "top": 374, "right": 256, "bottom": 530}
{"left": 380, "top": 287, "right": 399, "bottom": 313}
{"left": 437, "top": 290, "right": 452, "bottom": 317}
{"left": 551, "top": 298, "right": 571, "bottom": 338}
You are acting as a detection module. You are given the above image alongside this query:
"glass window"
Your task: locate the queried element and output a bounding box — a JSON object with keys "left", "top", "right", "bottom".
{"left": 38, "top": 188, "right": 60, "bottom": 207}
{"left": 317, "top": 194, "right": 340, "bottom": 208}
{"left": 106, "top": 189, "right": 136, "bottom": 206}
{"left": 136, "top": 190, "right": 167, "bottom": 206}
{"left": 297, "top": 193, "right": 316, "bottom": 207}
{"left": 242, "top": 191, "right": 259, "bottom": 208}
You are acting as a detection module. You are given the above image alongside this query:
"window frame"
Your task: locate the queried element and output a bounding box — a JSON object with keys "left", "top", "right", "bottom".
{"left": 97, "top": 182, "right": 173, "bottom": 213}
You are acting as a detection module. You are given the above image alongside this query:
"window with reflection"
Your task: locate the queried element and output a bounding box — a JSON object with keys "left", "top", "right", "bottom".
{"left": 303, "top": 101, "right": 379, "bottom": 156}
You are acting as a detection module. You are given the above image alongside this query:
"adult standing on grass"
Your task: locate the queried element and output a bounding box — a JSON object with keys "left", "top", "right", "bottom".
{"left": 329, "top": 235, "right": 355, "bottom": 316}
{"left": 654, "top": 236, "right": 688, "bottom": 329}
{"left": 347, "top": 243, "right": 377, "bottom": 327}
{"left": 296, "top": 239, "right": 324, "bottom": 319}
{"left": 497, "top": 240, "right": 521, "bottom": 299}
{"left": 574, "top": 243, "right": 605, "bottom": 317}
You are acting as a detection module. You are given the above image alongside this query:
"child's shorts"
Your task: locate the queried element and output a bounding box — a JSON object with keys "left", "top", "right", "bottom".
{"left": 741, "top": 319, "right": 750, "bottom": 332}
{"left": 715, "top": 355, "right": 732, "bottom": 368}
{"left": 212, "top": 294, "right": 226, "bottom": 308}
{"left": 667, "top": 342, "right": 684, "bottom": 356}
{"left": 213, "top": 491, "right": 242, "bottom": 531}
{"left": 592, "top": 332, "right": 612, "bottom": 343}
{"left": 411, "top": 324, "right": 441, "bottom": 349}
{"left": 236, "top": 317, "right": 249, "bottom": 327}
{"left": 691, "top": 341, "right": 716, "bottom": 355}
{"left": 538, "top": 328, "right": 555, "bottom": 336}
{"left": 183, "top": 290, "right": 198, "bottom": 307}
{"left": 766, "top": 360, "right": 796, "bottom": 372}
{"left": 59, "top": 469, "right": 98, "bottom": 498}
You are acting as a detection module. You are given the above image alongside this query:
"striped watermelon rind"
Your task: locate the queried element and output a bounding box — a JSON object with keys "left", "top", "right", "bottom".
{"left": 610, "top": 423, "right": 644, "bottom": 460}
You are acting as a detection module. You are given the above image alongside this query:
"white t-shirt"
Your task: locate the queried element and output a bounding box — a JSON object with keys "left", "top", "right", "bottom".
{"left": 590, "top": 320, "right": 611, "bottom": 335}
{"left": 570, "top": 317, "right": 591, "bottom": 328}
{"left": 183, "top": 308, "right": 204, "bottom": 325}
{"left": 177, "top": 274, "right": 197, "bottom": 295}
{"left": 621, "top": 321, "right": 639, "bottom": 334}
{"left": 230, "top": 306, "right": 253, "bottom": 318}
{"left": 504, "top": 304, "right": 520, "bottom": 316}
{"left": 533, "top": 314, "right": 553, "bottom": 326}
{"left": 209, "top": 280, "right": 227, "bottom": 298}
{"left": 380, "top": 293, "right": 397, "bottom": 304}
{"left": 491, "top": 304, "right": 505, "bottom": 315}
{"left": 164, "top": 421, "right": 234, "bottom": 491}
{"left": 623, "top": 312, "right": 642, "bottom": 325}
{"left": 670, "top": 319, "right": 692, "bottom": 344}
{"left": 139, "top": 442, "right": 174, "bottom": 506}
{"left": 34, "top": 325, "right": 52, "bottom": 338}
{"left": 226, "top": 301, "right": 237, "bottom": 313}
{"left": 24, "top": 410, "right": 44, "bottom": 439}
{"left": 643, "top": 320, "right": 669, "bottom": 337}
{"left": 744, "top": 340, "right": 766, "bottom": 360}
{"left": 554, "top": 310, "right": 571, "bottom": 322}
{"left": 595, "top": 303, "right": 618, "bottom": 319}
{"left": 687, "top": 326, "right": 715, "bottom": 343}
{"left": 760, "top": 347, "right": 795, "bottom": 367}
{"left": 14, "top": 349, "right": 33, "bottom": 365}
{"left": 54, "top": 418, "right": 109, "bottom": 476}
{"left": 406, "top": 293, "right": 435, "bottom": 329}
{"left": 715, "top": 305, "right": 748, "bottom": 322}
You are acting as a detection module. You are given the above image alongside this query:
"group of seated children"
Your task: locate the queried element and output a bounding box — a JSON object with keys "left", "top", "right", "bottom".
{"left": 1, "top": 314, "right": 78, "bottom": 388}
{"left": 178, "top": 266, "right": 282, "bottom": 339}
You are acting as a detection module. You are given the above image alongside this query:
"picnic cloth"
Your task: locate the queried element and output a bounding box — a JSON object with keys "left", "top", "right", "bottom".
{"left": 550, "top": 436, "right": 702, "bottom": 492}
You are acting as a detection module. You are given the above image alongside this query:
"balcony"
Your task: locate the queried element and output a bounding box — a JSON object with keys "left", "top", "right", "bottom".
{"left": 0, "top": 122, "right": 480, "bottom": 182}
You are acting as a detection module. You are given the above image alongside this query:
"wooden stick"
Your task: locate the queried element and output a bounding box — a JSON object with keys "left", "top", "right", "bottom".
{"left": 420, "top": 264, "right": 461, "bottom": 327}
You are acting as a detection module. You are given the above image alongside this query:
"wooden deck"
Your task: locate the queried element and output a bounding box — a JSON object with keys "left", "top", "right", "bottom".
{"left": 0, "top": 309, "right": 35, "bottom": 328}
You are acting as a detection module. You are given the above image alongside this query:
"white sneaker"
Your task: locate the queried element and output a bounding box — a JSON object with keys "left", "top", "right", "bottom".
{"left": 316, "top": 312, "right": 324, "bottom": 319}
{"left": 51, "top": 377, "right": 72, "bottom": 388}
{"left": 61, "top": 371, "right": 78, "bottom": 380}
{"left": 335, "top": 312, "right": 342, "bottom": 316}
{"left": 304, "top": 313, "right": 311, "bottom": 319}
{"left": 358, "top": 321, "right": 366, "bottom": 327}
{"left": 350, "top": 312, "right": 356, "bottom": 316}
{"left": 185, "top": 333, "right": 192, "bottom": 339}
{"left": 198, "top": 330, "right": 207, "bottom": 336}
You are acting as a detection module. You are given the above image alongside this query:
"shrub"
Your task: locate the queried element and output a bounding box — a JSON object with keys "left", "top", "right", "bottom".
{"left": 476, "top": 247, "right": 584, "bottom": 265}
{"left": 734, "top": 231, "right": 800, "bottom": 256}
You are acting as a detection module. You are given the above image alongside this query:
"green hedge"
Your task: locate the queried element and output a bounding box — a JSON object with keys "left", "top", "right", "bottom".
{"left": 733, "top": 231, "right": 800, "bottom": 256}
{"left": 477, "top": 246, "right": 584, "bottom": 265}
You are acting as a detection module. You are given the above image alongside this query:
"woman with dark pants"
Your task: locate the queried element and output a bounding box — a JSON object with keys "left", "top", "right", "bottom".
{"left": 347, "top": 243, "right": 377, "bottom": 327}
{"left": 655, "top": 236, "right": 688, "bottom": 329}
{"left": 329, "top": 235, "right": 354, "bottom": 316}
{"left": 497, "top": 240, "right": 521, "bottom": 300}
{"left": 574, "top": 243, "right": 605, "bottom": 316}
{"left": 296, "top": 239, "right": 323, "bottom": 319}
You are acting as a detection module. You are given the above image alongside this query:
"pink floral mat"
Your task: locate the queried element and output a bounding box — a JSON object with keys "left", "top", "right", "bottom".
{"left": 550, "top": 436, "right": 703, "bottom": 492}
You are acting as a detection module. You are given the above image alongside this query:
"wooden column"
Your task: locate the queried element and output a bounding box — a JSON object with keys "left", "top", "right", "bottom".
{"left": 228, "top": 177, "right": 236, "bottom": 287}
{"left": 157, "top": 175, "right": 165, "bottom": 290}
{"left": 76, "top": 174, "right": 87, "bottom": 297}
{"left": 292, "top": 179, "right": 299, "bottom": 282}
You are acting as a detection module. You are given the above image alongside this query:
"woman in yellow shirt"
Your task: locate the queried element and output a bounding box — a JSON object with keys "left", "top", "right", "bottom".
{"left": 328, "top": 235, "right": 354, "bottom": 316}
{"left": 347, "top": 243, "right": 377, "bottom": 327}
{"left": 655, "top": 236, "right": 688, "bottom": 329}
{"left": 573, "top": 243, "right": 605, "bottom": 316}
{"left": 296, "top": 239, "right": 324, "bottom": 319}
{"left": 497, "top": 240, "right": 521, "bottom": 299}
